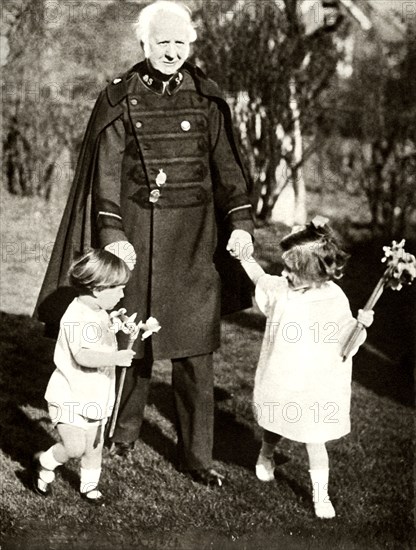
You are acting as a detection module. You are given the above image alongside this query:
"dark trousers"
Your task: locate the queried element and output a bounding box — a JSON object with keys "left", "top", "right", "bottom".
{"left": 112, "top": 352, "right": 214, "bottom": 471}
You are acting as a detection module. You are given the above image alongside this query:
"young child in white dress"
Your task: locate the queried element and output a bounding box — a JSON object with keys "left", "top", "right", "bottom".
{"left": 230, "top": 217, "right": 374, "bottom": 519}
{"left": 33, "top": 249, "right": 136, "bottom": 503}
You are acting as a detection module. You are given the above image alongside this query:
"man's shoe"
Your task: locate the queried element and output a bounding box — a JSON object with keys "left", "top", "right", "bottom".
{"left": 109, "top": 441, "right": 135, "bottom": 458}
{"left": 188, "top": 468, "right": 225, "bottom": 487}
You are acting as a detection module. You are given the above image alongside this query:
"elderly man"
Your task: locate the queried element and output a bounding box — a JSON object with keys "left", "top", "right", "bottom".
{"left": 36, "top": 0, "right": 253, "bottom": 486}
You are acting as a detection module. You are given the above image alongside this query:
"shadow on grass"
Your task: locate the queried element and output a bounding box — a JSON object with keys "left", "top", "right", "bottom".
{"left": 143, "top": 378, "right": 309, "bottom": 503}
{"left": 0, "top": 312, "right": 83, "bottom": 491}
{"left": 2, "top": 268, "right": 413, "bottom": 493}
{"left": 0, "top": 312, "right": 265, "bottom": 477}
{"left": 143, "top": 378, "right": 310, "bottom": 501}
{"left": 143, "top": 380, "right": 267, "bottom": 472}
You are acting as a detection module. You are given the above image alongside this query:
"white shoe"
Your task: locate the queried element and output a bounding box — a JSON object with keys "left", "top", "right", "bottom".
{"left": 255, "top": 455, "right": 275, "bottom": 482}
{"left": 314, "top": 498, "right": 336, "bottom": 519}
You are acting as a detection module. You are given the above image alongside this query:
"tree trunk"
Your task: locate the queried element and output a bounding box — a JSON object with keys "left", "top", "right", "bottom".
{"left": 270, "top": 77, "right": 307, "bottom": 226}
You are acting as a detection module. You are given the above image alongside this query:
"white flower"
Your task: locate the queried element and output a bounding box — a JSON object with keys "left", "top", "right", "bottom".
{"left": 109, "top": 309, "right": 137, "bottom": 334}
{"left": 109, "top": 316, "right": 124, "bottom": 333}
{"left": 140, "top": 317, "right": 161, "bottom": 340}
{"left": 122, "top": 312, "right": 138, "bottom": 334}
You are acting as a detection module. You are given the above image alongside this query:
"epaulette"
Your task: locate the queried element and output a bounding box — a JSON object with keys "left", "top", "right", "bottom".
{"left": 106, "top": 62, "right": 147, "bottom": 106}
{"left": 106, "top": 73, "right": 129, "bottom": 107}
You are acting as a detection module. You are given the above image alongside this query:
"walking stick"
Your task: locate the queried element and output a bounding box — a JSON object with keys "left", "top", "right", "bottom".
{"left": 342, "top": 240, "right": 416, "bottom": 361}
{"left": 107, "top": 310, "right": 161, "bottom": 439}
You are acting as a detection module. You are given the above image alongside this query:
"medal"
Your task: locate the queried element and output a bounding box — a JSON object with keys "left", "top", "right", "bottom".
{"left": 156, "top": 169, "right": 167, "bottom": 187}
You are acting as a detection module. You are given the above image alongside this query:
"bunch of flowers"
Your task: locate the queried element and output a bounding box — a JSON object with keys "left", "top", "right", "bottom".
{"left": 107, "top": 309, "right": 161, "bottom": 439}
{"left": 342, "top": 239, "right": 415, "bottom": 360}
{"left": 109, "top": 309, "right": 161, "bottom": 343}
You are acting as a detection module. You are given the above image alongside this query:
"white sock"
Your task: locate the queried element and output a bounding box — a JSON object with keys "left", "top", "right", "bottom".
{"left": 309, "top": 468, "right": 336, "bottom": 519}
{"left": 80, "top": 467, "right": 101, "bottom": 494}
{"left": 38, "top": 447, "right": 62, "bottom": 483}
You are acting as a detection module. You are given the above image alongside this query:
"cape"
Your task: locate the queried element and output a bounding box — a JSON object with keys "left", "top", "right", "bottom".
{"left": 34, "top": 61, "right": 254, "bottom": 338}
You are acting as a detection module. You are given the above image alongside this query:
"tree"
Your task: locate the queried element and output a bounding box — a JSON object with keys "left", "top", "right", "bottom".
{"left": 2, "top": 0, "right": 142, "bottom": 198}
{"left": 195, "top": 0, "right": 343, "bottom": 224}
{"left": 321, "top": 21, "right": 416, "bottom": 238}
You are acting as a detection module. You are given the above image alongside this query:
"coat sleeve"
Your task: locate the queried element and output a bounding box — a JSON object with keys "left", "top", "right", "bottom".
{"left": 92, "top": 117, "right": 128, "bottom": 247}
{"left": 209, "top": 101, "right": 254, "bottom": 236}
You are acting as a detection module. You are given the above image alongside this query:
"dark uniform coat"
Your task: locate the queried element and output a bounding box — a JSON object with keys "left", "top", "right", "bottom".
{"left": 35, "top": 61, "right": 254, "bottom": 360}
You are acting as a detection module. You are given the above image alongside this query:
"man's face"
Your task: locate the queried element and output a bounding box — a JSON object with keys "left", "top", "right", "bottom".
{"left": 146, "top": 12, "right": 191, "bottom": 75}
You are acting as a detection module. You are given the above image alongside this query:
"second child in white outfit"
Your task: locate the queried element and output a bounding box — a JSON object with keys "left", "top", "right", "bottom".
{"left": 230, "top": 217, "right": 374, "bottom": 519}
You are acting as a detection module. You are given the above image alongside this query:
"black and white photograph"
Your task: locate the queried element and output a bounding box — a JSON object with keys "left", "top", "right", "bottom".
{"left": 1, "top": 0, "right": 415, "bottom": 548}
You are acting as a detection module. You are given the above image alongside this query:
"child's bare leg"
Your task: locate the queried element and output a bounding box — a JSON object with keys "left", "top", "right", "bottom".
{"left": 54, "top": 423, "right": 88, "bottom": 461}
{"left": 79, "top": 423, "right": 105, "bottom": 500}
{"left": 306, "top": 442, "right": 328, "bottom": 470}
{"left": 256, "top": 430, "right": 281, "bottom": 482}
{"left": 306, "top": 443, "right": 335, "bottom": 519}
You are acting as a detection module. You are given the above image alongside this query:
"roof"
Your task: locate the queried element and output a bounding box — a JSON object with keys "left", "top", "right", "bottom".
{"left": 342, "top": 0, "right": 407, "bottom": 42}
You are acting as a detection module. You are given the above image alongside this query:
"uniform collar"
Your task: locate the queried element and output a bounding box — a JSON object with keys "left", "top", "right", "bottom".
{"left": 138, "top": 59, "right": 184, "bottom": 95}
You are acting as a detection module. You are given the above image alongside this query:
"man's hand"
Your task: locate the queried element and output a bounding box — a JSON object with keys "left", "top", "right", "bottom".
{"left": 357, "top": 309, "right": 374, "bottom": 328}
{"left": 115, "top": 349, "right": 136, "bottom": 367}
{"left": 105, "top": 241, "right": 136, "bottom": 271}
{"left": 226, "top": 230, "right": 253, "bottom": 261}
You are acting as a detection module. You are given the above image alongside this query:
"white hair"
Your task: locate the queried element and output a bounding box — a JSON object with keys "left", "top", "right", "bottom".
{"left": 134, "top": 1, "right": 197, "bottom": 49}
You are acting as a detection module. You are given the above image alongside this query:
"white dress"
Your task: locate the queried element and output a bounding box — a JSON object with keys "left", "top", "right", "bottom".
{"left": 45, "top": 298, "right": 117, "bottom": 422}
{"left": 253, "top": 275, "right": 359, "bottom": 443}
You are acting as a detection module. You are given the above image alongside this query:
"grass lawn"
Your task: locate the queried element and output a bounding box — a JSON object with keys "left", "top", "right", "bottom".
{"left": 0, "top": 191, "right": 414, "bottom": 549}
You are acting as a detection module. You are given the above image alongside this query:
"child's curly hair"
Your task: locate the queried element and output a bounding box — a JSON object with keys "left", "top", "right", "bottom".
{"left": 69, "top": 249, "right": 131, "bottom": 292}
{"left": 280, "top": 218, "right": 349, "bottom": 286}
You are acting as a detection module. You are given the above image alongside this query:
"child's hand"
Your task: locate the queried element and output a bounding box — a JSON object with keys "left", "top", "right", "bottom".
{"left": 116, "top": 349, "right": 136, "bottom": 367}
{"left": 357, "top": 309, "right": 374, "bottom": 328}
{"left": 227, "top": 230, "right": 253, "bottom": 261}
{"left": 228, "top": 241, "right": 254, "bottom": 262}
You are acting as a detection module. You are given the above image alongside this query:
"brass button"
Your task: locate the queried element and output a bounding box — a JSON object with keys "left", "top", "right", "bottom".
{"left": 181, "top": 120, "right": 191, "bottom": 132}
{"left": 130, "top": 98, "right": 138, "bottom": 106}
{"left": 135, "top": 121, "right": 142, "bottom": 129}
{"left": 149, "top": 189, "right": 161, "bottom": 203}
